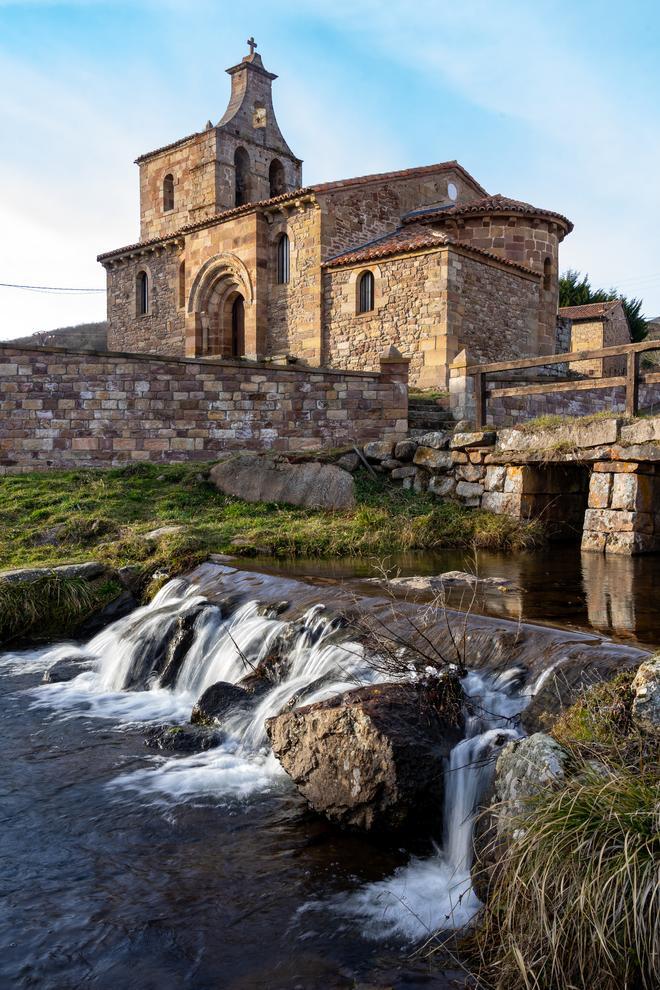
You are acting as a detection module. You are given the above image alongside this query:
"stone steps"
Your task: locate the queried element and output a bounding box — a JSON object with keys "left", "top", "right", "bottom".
{"left": 408, "top": 399, "right": 454, "bottom": 431}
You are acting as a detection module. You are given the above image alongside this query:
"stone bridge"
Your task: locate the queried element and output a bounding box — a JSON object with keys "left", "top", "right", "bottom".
{"left": 365, "top": 414, "right": 660, "bottom": 556}
{"left": 477, "top": 415, "right": 660, "bottom": 555}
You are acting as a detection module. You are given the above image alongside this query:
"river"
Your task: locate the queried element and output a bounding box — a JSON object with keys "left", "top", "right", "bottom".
{"left": 0, "top": 545, "right": 656, "bottom": 989}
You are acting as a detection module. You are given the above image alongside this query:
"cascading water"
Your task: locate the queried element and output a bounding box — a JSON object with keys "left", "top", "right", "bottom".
{"left": 29, "top": 577, "right": 532, "bottom": 943}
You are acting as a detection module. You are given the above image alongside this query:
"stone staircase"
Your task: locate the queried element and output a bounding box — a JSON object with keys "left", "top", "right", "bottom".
{"left": 408, "top": 397, "right": 454, "bottom": 435}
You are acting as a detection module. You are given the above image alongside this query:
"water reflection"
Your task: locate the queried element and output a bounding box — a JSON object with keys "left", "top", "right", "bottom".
{"left": 247, "top": 547, "right": 660, "bottom": 649}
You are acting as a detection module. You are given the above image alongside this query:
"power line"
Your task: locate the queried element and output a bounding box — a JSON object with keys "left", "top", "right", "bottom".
{"left": 0, "top": 281, "right": 104, "bottom": 294}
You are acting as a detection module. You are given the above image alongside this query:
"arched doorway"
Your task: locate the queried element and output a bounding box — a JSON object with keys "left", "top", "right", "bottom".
{"left": 230, "top": 295, "right": 244, "bottom": 357}
{"left": 204, "top": 286, "right": 245, "bottom": 357}
{"left": 185, "top": 253, "right": 254, "bottom": 359}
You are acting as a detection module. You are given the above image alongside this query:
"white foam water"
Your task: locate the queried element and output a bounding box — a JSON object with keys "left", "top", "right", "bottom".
{"left": 19, "top": 577, "right": 532, "bottom": 942}
{"left": 331, "top": 668, "right": 526, "bottom": 940}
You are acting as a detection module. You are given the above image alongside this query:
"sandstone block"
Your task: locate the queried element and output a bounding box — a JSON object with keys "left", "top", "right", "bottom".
{"left": 484, "top": 465, "right": 507, "bottom": 492}
{"left": 428, "top": 475, "right": 456, "bottom": 498}
{"left": 582, "top": 508, "right": 653, "bottom": 534}
{"left": 450, "top": 431, "right": 496, "bottom": 449}
{"left": 481, "top": 491, "right": 522, "bottom": 516}
{"left": 610, "top": 473, "right": 655, "bottom": 512}
{"left": 581, "top": 530, "right": 607, "bottom": 553}
{"left": 605, "top": 531, "right": 657, "bottom": 554}
{"left": 456, "top": 481, "right": 484, "bottom": 499}
{"left": 363, "top": 440, "right": 394, "bottom": 461}
{"left": 210, "top": 454, "right": 355, "bottom": 510}
{"left": 620, "top": 415, "right": 660, "bottom": 446}
{"left": 498, "top": 419, "right": 618, "bottom": 453}
{"left": 394, "top": 439, "right": 417, "bottom": 462}
{"left": 415, "top": 431, "right": 449, "bottom": 450}
{"left": 390, "top": 465, "right": 416, "bottom": 479}
{"left": 413, "top": 446, "right": 453, "bottom": 470}
{"left": 457, "top": 464, "right": 485, "bottom": 483}
{"left": 587, "top": 472, "right": 612, "bottom": 509}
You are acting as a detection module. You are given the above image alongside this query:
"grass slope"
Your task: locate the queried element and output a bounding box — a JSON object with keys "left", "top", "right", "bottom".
{"left": 0, "top": 462, "right": 541, "bottom": 579}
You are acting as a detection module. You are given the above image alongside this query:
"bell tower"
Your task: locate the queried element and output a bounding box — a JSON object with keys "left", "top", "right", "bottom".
{"left": 215, "top": 39, "right": 303, "bottom": 209}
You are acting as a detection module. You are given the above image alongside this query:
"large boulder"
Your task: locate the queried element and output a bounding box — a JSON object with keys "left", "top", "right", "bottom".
{"left": 209, "top": 453, "right": 355, "bottom": 510}
{"left": 265, "top": 678, "right": 464, "bottom": 834}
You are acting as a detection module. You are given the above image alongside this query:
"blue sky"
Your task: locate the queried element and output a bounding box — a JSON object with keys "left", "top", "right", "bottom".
{"left": 1, "top": 0, "right": 659, "bottom": 338}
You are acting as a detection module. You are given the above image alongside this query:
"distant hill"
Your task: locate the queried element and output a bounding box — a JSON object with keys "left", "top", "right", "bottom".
{"left": 7, "top": 321, "right": 108, "bottom": 351}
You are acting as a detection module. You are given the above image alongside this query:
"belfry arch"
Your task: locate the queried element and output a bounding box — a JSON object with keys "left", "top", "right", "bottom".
{"left": 185, "top": 254, "right": 255, "bottom": 358}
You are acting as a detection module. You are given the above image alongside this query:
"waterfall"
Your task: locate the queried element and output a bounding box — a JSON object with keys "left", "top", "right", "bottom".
{"left": 30, "top": 577, "right": 531, "bottom": 941}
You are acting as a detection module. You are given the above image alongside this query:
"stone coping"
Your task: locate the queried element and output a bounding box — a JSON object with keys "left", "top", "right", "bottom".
{"left": 0, "top": 342, "right": 400, "bottom": 381}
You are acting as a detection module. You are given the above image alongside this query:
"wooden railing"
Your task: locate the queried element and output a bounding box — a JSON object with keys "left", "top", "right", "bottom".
{"left": 468, "top": 339, "right": 660, "bottom": 429}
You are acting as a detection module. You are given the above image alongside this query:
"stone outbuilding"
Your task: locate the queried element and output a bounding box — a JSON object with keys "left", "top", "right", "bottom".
{"left": 559, "top": 300, "right": 631, "bottom": 377}
{"left": 98, "top": 42, "right": 573, "bottom": 389}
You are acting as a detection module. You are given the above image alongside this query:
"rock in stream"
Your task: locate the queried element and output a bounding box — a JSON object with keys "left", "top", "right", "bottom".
{"left": 266, "top": 678, "right": 465, "bottom": 834}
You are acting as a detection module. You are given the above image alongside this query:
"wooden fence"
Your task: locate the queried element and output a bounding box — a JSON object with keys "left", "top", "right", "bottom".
{"left": 468, "top": 339, "right": 660, "bottom": 429}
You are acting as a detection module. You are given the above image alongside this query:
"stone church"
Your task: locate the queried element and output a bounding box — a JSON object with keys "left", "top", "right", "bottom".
{"left": 98, "top": 42, "right": 574, "bottom": 388}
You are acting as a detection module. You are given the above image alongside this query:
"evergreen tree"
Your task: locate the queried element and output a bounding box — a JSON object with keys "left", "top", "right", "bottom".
{"left": 559, "top": 269, "right": 648, "bottom": 341}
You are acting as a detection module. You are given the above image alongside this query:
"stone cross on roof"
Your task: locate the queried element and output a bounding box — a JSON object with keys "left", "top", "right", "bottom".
{"left": 247, "top": 36, "right": 257, "bottom": 56}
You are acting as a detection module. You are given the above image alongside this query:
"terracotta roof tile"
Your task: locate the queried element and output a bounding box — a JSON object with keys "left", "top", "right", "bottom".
{"left": 558, "top": 301, "right": 620, "bottom": 320}
{"left": 97, "top": 161, "right": 487, "bottom": 263}
{"left": 404, "top": 193, "right": 573, "bottom": 233}
{"left": 323, "top": 223, "right": 539, "bottom": 276}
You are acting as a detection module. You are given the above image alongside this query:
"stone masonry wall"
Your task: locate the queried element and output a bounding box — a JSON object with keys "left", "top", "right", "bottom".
{"left": 323, "top": 247, "right": 541, "bottom": 391}
{"left": 323, "top": 250, "right": 448, "bottom": 387}
{"left": 266, "top": 205, "right": 323, "bottom": 362}
{"left": 437, "top": 214, "right": 561, "bottom": 355}
{"left": 447, "top": 251, "right": 540, "bottom": 367}
{"left": 318, "top": 169, "right": 483, "bottom": 262}
{"left": 0, "top": 344, "right": 408, "bottom": 474}
{"left": 105, "top": 245, "right": 185, "bottom": 356}
{"left": 139, "top": 130, "right": 218, "bottom": 242}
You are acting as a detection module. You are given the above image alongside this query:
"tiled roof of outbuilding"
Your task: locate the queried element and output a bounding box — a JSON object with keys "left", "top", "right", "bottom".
{"left": 323, "top": 223, "right": 538, "bottom": 276}
{"left": 558, "top": 301, "right": 620, "bottom": 320}
{"left": 405, "top": 194, "right": 573, "bottom": 233}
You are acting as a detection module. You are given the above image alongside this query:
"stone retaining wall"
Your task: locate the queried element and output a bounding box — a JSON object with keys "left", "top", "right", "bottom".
{"left": 0, "top": 344, "right": 408, "bottom": 474}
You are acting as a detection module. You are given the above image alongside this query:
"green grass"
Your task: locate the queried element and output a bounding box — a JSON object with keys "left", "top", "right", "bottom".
{"left": 517, "top": 411, "right": 617, "bottom": 433}
{"left": 0, "top": 572, "right": 122, "bottom": 647}
{"left": 475, "top": 758, "right": 659, "bottom": 990}
{"left": 473, "top": 674, "right": 660, "bottom": 989}
{"left": 0, "top": 462, "right": 542, "bottom": 582}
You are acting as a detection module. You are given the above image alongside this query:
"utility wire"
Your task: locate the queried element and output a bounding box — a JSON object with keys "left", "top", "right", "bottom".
{"left": 0, "top": 282, "right": 104, "bottom": 294}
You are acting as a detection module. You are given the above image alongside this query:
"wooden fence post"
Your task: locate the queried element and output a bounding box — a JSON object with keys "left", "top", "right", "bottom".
{"left": 626, "top": 350, "right": 639, "bottom": 418}
{"left": 474, "top": 371, "right": 487, "bottom": 430}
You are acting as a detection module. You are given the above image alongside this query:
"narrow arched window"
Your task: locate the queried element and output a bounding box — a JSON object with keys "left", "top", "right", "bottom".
{"left": 234, "top": 147, "right": 250, "bottom": 207}
{"left": 269, "top": 158, "right": 285, "bottom": 198}
{"left": 136, "top": 271, "right": 149, "bottom": 316}
{"left": 277, "top": 233, "right": 290, "bottom": 284}
{"left": 178, "top": 260, "right": 186, "bottom": 308}
{"left": 543, "top": 256, "right": 552, "bottom": 292}
{"left": 358, "top": 270, "right": 375, "bottom": 313}
{"left": 163, "top": 173, "right": 174, "bottom": 212}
